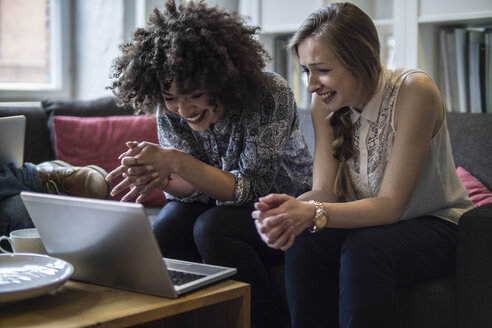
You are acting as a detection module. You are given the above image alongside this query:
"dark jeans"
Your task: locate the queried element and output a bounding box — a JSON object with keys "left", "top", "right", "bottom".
{"left": 285, "top": 216, "right": 458, "bottom": 328}
{"left": 152, "top": 200, "right": 285, "bottom": 328}
{"left": 0, "top": 163, "right": 42, "bottom": 237}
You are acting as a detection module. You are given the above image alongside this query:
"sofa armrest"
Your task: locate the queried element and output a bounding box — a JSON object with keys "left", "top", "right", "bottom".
{"left": 456, "top": 204, "right": 492, "bottom": 328}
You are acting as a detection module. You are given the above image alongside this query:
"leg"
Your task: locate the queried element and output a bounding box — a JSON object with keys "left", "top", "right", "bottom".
{"left": 152, "top": 200, "right": 211, "bottom": 262}
{"left": 285, "top": 227, "right": 349, "bottom": 328}
{"left": 0, "top": 195, "right": 35, "bottom": 240}
{"left": 0, "top": 163, "right": 41, "bottom": 238}
{"left": 193, "top": 206, "right": 284, "bottom": 328}
{"left": 339, "top": 216, "right": 458, "bottom": 328}
{"left": 1, "top": 161, "right": 111, "bottom": 200}
{"left": 0, "top": 163, "right": 43, "bottom": 201}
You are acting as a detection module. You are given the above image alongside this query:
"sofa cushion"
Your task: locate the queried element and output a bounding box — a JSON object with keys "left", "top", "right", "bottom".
{"left": 52, "top": 115, "right": 167, "bottom": 207}
{"left": 42, "top": 97, "right": 134, "bottom": 117}
{"left": 457, "top": 166, "right": 492, "bottom": 207}
{"left": 447, "top": 113, "right": 492, "bottom": 190}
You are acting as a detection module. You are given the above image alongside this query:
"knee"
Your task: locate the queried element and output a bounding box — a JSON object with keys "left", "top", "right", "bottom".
{"left": 193, "top": 207, "right": 229, "bottom": 245}
{"left": 340, "top": 230, "right": 392, "bottom": 282}
{"left": 0, "top": 195, "right": 34, "bottom": 235}
{"left": 285, "top": 231, "right": 325, "bottom": 271}
{"left": 342, "top": 230, "right": 387, "bottom": 262}
{"left": 152, "top": 201, "right": 189, "bottom": 238}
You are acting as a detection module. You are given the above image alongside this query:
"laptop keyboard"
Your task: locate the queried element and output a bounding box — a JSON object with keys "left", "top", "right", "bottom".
{"left": 168, "top": 270, "right": 206, "bottom": 286}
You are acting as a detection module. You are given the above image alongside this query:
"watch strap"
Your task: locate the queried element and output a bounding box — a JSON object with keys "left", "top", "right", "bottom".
{"left": 309, "top": 200, "right": 328, "bottom": 233}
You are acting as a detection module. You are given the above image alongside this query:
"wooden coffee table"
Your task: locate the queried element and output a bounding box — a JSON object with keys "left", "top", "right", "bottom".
{"left": 0, "top": 279, "right": 250, "bottom": 328}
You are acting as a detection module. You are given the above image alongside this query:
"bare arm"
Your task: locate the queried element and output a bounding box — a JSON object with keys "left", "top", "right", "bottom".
{"left": 305, "top": 73, "right": 443, "bottom": 228}
{"left": 254, "top": 72, "right": 444, "bottom": 248}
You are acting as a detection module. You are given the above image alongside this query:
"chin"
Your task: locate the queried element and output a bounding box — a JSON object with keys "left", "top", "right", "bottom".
{"left": 189, "top": 120, "right": 212, "bottom": 132}
{"left": 189, "top": 125, "right": 207, "bottom": 132}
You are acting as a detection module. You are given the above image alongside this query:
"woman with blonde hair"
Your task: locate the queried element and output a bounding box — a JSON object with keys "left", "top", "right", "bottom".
{"left": 252, "top": 3, "right": 473, "bottom": 327}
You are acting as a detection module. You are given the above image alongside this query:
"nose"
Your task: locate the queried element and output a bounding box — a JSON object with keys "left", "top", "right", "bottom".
{"left": 306, "top": 73, "right": 320, "bottom": 94}
{"left": 177, "top": 97, "right": 194, "bottom": 114}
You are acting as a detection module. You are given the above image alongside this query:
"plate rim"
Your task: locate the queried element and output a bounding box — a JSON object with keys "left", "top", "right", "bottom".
{"left": 0, "top": 253, "right": 74, "bottom": 302}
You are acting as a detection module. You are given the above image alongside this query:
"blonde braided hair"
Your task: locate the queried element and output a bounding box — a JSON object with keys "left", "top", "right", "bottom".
{"left": 288, "top": 2, "right": 382, "bottom": 200}
{"left": 330, "top": 107, "right": 355, "bottom": 200}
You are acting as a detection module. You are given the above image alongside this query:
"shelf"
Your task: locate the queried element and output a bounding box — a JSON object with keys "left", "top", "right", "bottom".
{"left": 248, "top": 0, "right": 492, "bottom": 113}
{"left": 418, "top": 11, "right": 492, "bottom": 24}
{"left": 373, "top": 18, "right": 394, "bottom": 27}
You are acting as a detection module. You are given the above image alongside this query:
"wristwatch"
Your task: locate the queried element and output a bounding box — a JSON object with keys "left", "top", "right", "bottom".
{"left": 309, "top": 200, "right": 329, "bottom": 233}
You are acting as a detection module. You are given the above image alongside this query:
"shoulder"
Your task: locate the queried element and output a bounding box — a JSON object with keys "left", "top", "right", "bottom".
{"left": 394, "top": 70, "right": 443, "bottom": 133}
{"left": 252, "top": 71, "right": 296, "bottom": 115}
{"left": 261, "top": 71, "right": 292, "bottom": 97}
{"left": 400, "top": 71, "right": 440, "bottom": 99}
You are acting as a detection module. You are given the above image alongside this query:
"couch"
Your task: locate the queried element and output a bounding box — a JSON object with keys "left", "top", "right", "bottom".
{"left": 1, "top": 97, "right": 492, "bottom": 328}
{"left": 0, "top": 97, "right": 166, "bottom": 213}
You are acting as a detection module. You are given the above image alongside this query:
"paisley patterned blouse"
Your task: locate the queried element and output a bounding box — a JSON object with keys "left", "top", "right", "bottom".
{"left": 156, "top": 72, "right": 313, "bottom": 206}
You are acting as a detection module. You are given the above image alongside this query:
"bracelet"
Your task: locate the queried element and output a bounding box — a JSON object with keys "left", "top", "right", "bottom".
{"left": 160, "top": 174, "right": 173, "bottom": 190}
{"left": 308, "top": 200, "right": 329, "bottom": 233}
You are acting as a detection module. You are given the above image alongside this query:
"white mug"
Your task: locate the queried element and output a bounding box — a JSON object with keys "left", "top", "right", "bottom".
{"left": 0, "top": 228, "right": 47, "bottom": 254}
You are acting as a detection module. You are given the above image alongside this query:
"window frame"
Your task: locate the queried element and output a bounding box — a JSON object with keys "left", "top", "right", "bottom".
{"left": 0, "top": 0, "right": 72, "bottom": 101}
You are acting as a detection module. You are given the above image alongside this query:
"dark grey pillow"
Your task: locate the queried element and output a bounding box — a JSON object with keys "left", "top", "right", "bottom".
{"left": 41, "top": 96, "right": 134, "bottom": 117}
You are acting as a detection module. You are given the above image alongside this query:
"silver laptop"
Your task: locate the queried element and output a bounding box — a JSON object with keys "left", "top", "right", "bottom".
{"left": 20, "top": 191, "right": 237, "bottom": 298}
{"left": 0, "top": 115, "right": 26, "bottom": 167}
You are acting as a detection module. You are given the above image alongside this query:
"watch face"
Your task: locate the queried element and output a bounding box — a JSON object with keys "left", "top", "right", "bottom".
{"left": 315, "top": 212, "right": 327, "bottom": 229}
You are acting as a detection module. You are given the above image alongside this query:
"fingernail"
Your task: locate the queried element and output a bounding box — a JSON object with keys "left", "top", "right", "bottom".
{"left": 147, "top": 165, "right": 154, "bottom": 170}
{"left": 152, "top": 172, "right": 159, "bottom": 178}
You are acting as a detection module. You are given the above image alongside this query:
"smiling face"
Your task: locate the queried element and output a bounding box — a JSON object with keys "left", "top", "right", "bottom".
{"left": 162, "top": 82, "right": 225, "bottom": 132}
{"left": 298, "top": 37, "right": 365, "bottom": 112}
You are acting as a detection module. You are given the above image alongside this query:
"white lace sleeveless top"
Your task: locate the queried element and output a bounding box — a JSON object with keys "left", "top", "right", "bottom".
{"left": 346, "top": 67, "right": 473, "bottom": 224}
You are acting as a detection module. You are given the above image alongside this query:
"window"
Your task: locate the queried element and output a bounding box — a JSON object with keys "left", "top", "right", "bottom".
{"left": 0, "top": 0, "right": 71, "bottom": 101}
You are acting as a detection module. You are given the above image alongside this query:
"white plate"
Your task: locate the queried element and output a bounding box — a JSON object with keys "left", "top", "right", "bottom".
{"left": 0, "top": 253, "right": 74, "bottom": 303}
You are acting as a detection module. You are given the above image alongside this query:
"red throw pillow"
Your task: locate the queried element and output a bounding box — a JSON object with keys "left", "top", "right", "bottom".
{"left": 456, "top": 166, "right": 492, "bottom": 207}
{"left": 52, "top": 115, "right": 167, "bottom": 207}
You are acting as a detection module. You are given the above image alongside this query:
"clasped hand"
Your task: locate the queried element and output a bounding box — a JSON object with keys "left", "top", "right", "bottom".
{"left": 252, "top": 194, "right": 315, "bottom": 251}
{"left": 106, "top": 141, "right": 172, "bottom": 202}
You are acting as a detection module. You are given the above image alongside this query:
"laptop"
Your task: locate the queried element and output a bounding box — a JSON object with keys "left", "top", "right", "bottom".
{"left": 0, "top": 115, "right": 26, "bottom": 167}
{"left": 20, "top": 191, "right": 237, "bottom": 298}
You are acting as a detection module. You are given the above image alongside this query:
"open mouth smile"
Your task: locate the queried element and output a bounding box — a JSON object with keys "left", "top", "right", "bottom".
{"left": 186, "top": 110, "right": 206, "bottom": 124}
{"left": 319, "top": 91, "right": 336, "bottom": 103}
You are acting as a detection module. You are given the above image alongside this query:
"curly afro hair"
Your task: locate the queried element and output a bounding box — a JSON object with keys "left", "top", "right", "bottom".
{"left": 109, "top": 0, "right": 271, "bottom": 114}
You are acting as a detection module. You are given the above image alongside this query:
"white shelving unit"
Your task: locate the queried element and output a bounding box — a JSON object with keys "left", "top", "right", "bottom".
{"left": 417, "top": 0, "right": 492, "bottom": 83}
{"left": 240, "top": 0, "right": 492, "bottom": 112}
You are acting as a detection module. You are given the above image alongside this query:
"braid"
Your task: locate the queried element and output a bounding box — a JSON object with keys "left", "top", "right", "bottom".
{"left": 330, "top": 107, "right": 355, "bottom": 200}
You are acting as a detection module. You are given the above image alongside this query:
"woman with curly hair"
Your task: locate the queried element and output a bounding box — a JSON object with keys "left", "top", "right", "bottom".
{"left": 253, "top": 3, "right": 473, "bottom": 327}
{"left": 106, "top": 1, "right": 312, "bottom": 327}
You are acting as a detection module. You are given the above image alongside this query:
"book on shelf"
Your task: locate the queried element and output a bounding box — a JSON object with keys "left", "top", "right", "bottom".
{"left": 440, "top": 26, "right": 492, "bottom": 113}
{"left": 485, "top": 30, "right": 492, "bottom": 113}
{"left": 274, "top": 37, "right": 288, "bottom": 81}
{"left": 468, "top": 29, "right": 486, "bottom": 113}
{"left": 440, "top": 28, "right": 460, "bottom": 112}
{"left": 454, "top": 28, "right": 469, "bottom": 113}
